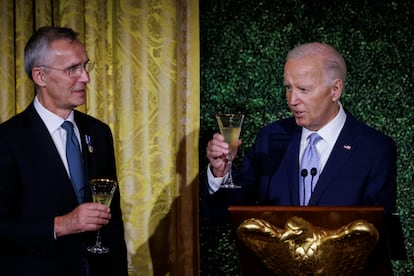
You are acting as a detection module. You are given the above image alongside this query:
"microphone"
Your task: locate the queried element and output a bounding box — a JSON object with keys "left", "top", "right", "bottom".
{"left": 310, "top": 167, "right": 317, "bottom": 177}
{"left": 300, "top": 169, "right": 308, "bottom": 205}
{"left": 309, "top": 167, "right": 318, "bottom": 205}
{"left": 301, "top": 169, "right": 308, "bottom": 178}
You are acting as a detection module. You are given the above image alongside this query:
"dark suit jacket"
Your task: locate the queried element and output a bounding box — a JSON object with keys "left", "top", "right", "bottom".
{"left": 0, "top": 103, "right": 128, "bottom": 276}
{"left": 200, "top": 112, "right": 397, "bottom": 223}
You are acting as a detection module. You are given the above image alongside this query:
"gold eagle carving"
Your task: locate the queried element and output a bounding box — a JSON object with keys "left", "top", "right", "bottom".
{"left": 237, "top": 216, "right": 379, "bottom": 275}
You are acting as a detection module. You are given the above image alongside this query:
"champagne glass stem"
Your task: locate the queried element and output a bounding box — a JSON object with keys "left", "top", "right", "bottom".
{"left": 95, "top": 230, "right": 102, "bottom": 246}
{"left": 223, "top": 153, "right": 241, "bottom": 188}
{"left": 87, "top": 229, "right": 109, "bottom": 254}
{"left": 226, "top": 155, "right": 234, "bottom": 185}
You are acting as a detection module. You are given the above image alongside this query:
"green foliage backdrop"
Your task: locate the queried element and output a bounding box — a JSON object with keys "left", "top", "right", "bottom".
{"left": 199, "top": 0, "right": 414, "bottom": 275}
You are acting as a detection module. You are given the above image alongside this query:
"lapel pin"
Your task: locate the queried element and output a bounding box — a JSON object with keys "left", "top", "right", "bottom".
{"left": 85, "top": 135, "right": 94, "bottom": 153}
{"left": 343, "top": 145, "right": 351, "bottom": 150}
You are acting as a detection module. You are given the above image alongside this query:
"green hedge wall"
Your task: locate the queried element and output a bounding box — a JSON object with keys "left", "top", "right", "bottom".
{"left": 199, "top": 0, "right": 414, "bottom": 275}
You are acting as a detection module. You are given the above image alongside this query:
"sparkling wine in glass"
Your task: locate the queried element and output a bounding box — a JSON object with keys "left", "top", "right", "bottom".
{"left": 87, "top": 178, "right": 117, "bottom": 254}
{"left": 216, "top": 113, "right": 244, "bottom": 188}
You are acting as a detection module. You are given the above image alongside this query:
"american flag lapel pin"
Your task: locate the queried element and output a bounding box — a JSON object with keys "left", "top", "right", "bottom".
{"left": 85, "top": 135, "right": 94, "bottom": 153}
{"left": 343, "top": 144, "right": 351, "bottom": 150}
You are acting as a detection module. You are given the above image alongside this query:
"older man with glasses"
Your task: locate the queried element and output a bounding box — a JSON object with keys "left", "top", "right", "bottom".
{"left": 0, "top": 26, "right": 128, "bottom": 276}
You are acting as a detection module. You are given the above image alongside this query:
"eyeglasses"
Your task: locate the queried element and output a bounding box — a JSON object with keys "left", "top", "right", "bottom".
{"left": 37, "top": 61, "right": 95, "bottom": 78}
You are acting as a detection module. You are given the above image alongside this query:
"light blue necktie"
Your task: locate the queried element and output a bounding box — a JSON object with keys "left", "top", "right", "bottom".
{"left": 299, "top": 133, "right": 321, "bottom": 206}
{"left": 62, "top": 121, "right": 85, "bottom": 203}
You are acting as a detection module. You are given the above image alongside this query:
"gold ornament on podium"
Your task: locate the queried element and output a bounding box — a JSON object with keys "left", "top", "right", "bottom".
{"left": 237, "top": 216, "right": 379, "bottom": 276}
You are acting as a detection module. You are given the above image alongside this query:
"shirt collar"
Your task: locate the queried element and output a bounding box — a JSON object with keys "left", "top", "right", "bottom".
{"left": 302, "top": 102, "right": 347, "bottom": 146}
{"left": 33, "top": 96, "right": 75, "bottom": 133}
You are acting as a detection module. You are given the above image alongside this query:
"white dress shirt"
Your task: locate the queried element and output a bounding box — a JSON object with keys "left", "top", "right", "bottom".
{"left": 299, "top": 103, "right": 347, "bottom": 173}
{"left": 33, "top": 96, "right": 82, "bottom": 177}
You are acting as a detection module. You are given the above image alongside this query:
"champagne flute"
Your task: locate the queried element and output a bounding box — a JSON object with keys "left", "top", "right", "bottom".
{"left": 216, "top": 113, "right": 244, "bottom": 188}
{"left": 87, "top": 178, "right": 117, "bottom": 254}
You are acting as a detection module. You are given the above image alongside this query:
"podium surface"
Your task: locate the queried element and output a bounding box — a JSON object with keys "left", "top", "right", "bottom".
{"left": 229, "top": 206, "right": 392, "bottom": 276}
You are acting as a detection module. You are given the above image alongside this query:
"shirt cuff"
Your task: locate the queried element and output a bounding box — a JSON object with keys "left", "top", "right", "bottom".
{"left": 207, "top": 163, "right": 228, "bottom": 194}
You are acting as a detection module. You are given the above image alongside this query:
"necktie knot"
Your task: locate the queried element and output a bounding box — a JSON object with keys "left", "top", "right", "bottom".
{"left": 62, "top": 120, "right": 74, "bottom": 131}
{"left": 308, "top": 133, "right": 321, "bottom": 146}
{"left": 62, "top": 121, "right": 76, "bottom": 138}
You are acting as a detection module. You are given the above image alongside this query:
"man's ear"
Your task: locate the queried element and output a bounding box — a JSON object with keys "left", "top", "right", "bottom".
{"left": 331, "top": 79, "right": 343, "bottom": 102}
{"left": 32, "top": 67, "right": 46, "bottom": 87}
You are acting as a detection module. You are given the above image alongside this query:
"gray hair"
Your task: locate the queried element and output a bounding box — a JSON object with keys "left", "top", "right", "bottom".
{"left": 286, "top": 42, "right": 347, "bottom": 85}
{"left": 24, "top": 26, "right": 79, "bottom": 81}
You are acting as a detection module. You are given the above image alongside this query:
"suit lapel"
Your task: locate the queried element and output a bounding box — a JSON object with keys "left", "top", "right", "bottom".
{"left": 310, "top": 114, "right": 359, "bottom": 204}
{"left": 26, "top": 104, "right": 68, "bottom": 174}
{"left": 286, "top": 131, "right": 302, "bottom": 205}
{"left": 269, "top": 126, "right": 301, "bottom": 205}
{"left": 24, "top": 104, "right": 78, "bottom": 203}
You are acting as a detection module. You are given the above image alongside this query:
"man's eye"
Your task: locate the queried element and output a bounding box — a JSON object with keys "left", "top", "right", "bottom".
{"left": 68, "top": 65, "right": 82, "bottom": 73}
{"left": 72, "top": 65, "right": 81, "bottom": 71}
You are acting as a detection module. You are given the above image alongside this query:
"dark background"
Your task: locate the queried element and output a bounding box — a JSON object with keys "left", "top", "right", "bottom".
{"left": 199, "top": 0, "right": 414, "bottom": 275}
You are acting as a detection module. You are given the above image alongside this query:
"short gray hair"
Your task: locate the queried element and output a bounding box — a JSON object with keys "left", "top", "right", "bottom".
{"left": 286, "top": 42, "right": 347, "bottom": 85}
{"left": 24, "top": 26, "right": 79, "bottom": 81}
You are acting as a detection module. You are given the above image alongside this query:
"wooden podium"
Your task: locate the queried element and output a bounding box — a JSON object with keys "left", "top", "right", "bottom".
{"left": 229, "top": 206, "right": 393, "bottom": 276}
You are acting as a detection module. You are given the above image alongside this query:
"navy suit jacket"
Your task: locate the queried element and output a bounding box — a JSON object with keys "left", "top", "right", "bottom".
{"left": 201, "top": 112, "right": 397, "bottom": 223}
{"left": 0, "top": 103, "right": 128, "bottom": 276}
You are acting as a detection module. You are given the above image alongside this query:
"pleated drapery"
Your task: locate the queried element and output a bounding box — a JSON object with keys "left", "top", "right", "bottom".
{"left": 0, "top": 0, "right": 200, "bottom": 275}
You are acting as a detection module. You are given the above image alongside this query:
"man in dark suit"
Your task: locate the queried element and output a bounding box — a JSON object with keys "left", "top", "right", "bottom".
{"left": 202, "top": 42, "right": 397, "bottom": 223}
{"left": 0, "top": 27, "right": 128, "bottom": 275}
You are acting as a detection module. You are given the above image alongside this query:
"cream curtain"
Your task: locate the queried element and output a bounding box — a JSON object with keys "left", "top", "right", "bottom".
{"left": 0, "top": 0, "right": 200, "bottom": 275}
